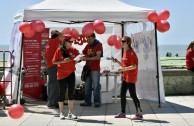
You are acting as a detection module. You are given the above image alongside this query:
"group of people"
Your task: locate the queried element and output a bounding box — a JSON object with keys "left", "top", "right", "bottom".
{"left": 44, "top": 30, "right": 143, "bottom": 120}
{"left": 166, "top": 52, "right": 179, "bottom": 57}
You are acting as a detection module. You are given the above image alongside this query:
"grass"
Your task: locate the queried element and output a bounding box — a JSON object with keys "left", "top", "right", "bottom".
{"left": 160, "top": 56, "right": 186, "bottom": 68}
{"left": 0, "top": 61, "right": 7, "bottom": 71}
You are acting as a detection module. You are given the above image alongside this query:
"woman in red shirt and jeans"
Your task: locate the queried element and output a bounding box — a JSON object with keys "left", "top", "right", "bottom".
{"left": 113, "top": 36, "right": 143, "bottom": 120}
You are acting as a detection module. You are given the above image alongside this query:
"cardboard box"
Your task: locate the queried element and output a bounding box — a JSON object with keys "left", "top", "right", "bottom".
{"left": 101, "top": 91, "right": 112, "bottom": 104}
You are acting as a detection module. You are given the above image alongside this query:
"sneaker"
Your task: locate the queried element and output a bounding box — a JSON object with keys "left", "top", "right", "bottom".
{"left": 131, "top": 113, "right": 143, "bottom": 120}
{"left": 60, "top": 113, "right": 65, "bottom": 119}
{"left": 114, "top": 113, "right": 126, "bottom": 118}
{"left": 94, "top": 103, "right": 101, "bottom": 107}
{"left": 66, "top": 113, "right": 78, "bottom": 119}
{"left": 47, "top": 103, "right": 53, "bottom": 107}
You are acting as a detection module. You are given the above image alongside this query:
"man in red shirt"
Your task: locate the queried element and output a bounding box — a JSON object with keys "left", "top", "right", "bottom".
{"left": 44, "top": 30, "right": 63, "bottom": 108}
{"left": 80, "top": 33, "right": 103, "bottom": 107}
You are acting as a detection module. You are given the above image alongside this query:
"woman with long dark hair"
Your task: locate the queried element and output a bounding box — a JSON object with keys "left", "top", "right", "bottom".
{"left": 113, "top": 36, "right": 143, "bottom": 120}
{"left": 52, "top": 35, "right": 79, "bottom": 119}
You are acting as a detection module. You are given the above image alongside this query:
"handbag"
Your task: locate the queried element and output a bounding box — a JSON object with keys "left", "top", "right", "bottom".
{"left": 81, "top": 65, "right": 91, "bottom": 82}
{"left": 81, "top": 43, "right": 99, "bottom": 82}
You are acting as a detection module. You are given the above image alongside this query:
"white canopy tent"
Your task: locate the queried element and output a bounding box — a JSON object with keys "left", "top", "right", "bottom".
{"left": 6, "top": 0, "right": 165, "bottom": 105}
{"left": 15, "top": 0, "right": 152, "bottom": 22}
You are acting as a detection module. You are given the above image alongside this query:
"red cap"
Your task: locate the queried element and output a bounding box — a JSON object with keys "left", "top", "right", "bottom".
{"left": 63, "top": 34, "right": 75, "bottom": 41}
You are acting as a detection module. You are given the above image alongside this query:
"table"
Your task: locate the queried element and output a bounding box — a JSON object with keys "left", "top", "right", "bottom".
{"left": 101, "top": 71, "right": 121, "bottom": 103}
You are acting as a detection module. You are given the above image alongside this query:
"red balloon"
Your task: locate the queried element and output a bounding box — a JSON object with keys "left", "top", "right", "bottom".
{"left": 24, "top": 30, "right": 35, "bottom": 38}
{"left": 157, "top": 20, "right": 170, "bottom": 33}
{"left": 158, "top": 9, "right": 170, "bottom": 20}
{"left": 62, "top": 27, "right": 71, "bottom": 35}
{"left": 107, "top": 35, "right": 117, "bottom": 46}
{"left": 19, "top": 22, "right": 31, "bottom": 33}
{"left": 35, "top": 20, "right": 45, "bottom": 32}
{"left": 8, "top": 104, "right": 24, "bottom": 119}
{"left": 147, "top": 11, "right": 159, "bottom": 23}
{"left": 115, "top": 36, "right": 122, "bottom": 49}
{"left": 82, "top": 23, "right": 94, "bottom": 37}
{"left": 0, "top": 82, "right": 5, "bottom": 95}
{"left": 70, "top": 28, "right": 79, "bottom": 39}
{"left": 30, "top": 20, "right": 45, "bottom": 32}
{"left": 30, "top": 20, "right": 37, "bottom": 31}
{"left": 93, "top": 20, "right": 106, "bottom": 34}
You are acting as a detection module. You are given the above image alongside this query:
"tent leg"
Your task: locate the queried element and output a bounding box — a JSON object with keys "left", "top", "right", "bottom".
{"left": 16, "top": 33, "right": 24, "bottom": 104}
{"left": 154, "top": 23, "right": 161, "bottom": 108}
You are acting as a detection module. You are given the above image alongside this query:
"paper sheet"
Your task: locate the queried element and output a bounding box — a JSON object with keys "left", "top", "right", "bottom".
{"left": 74, "top": 54, "right": 85, "bottom": 61}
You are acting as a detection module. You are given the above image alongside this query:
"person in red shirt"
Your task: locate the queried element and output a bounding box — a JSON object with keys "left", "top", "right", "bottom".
{"left": 80, "top": 33, "right": 103, "bottom": 107}
{"left": 44, "top": 30, "right": 63, "bottom": 108}
{"left": 113, "top": 36, "right": 143, "bottom": 120}
{"left": 186, "top": 41, "right": 194, "bottom": 72}
{"left": 52, "top": 35, "right": 79, "bottom": 119}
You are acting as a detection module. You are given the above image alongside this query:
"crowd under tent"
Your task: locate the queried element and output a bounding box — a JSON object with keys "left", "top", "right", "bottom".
{"left": 2, "top": 0, "right": 165, "bottom": 106}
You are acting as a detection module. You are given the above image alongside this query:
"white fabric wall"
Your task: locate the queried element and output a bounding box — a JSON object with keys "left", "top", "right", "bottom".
{"left": 124, "top": 22, "right": 165, "bottom": 103}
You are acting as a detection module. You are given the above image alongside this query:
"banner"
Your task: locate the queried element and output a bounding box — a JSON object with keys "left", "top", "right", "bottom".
{"left": 23, "top": 29, "right": 49, "bottom": 100}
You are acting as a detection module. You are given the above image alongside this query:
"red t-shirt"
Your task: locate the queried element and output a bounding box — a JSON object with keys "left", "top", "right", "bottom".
{"left": 52, "top": 47, "right": 79, "bottom": 80}
{"left": 44, "top": 37, "right": 61, "bottom": 69}
{"left": 186, "top": 48, "right": 194, "bottom": 70}
{"left": 122, "top": 49, "right": 138, "bottom": 83}
{"left": 82, "top": 43, "right": 103, "bottom": 71}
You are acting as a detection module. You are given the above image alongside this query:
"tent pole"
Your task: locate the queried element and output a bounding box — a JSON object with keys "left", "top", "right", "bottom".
{"left": 121, "top": 22, "right": 124, "bottom": 54}
{"left": 154, "top": 23, "right": 161, "bottom": 108}
{"left": 16, "top": 31, "right": 24, "bottom": 104}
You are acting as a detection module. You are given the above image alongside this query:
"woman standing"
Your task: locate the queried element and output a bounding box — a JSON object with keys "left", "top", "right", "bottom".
{"left": 186, "top": 41, "right": 194, "bottom": 72}
{"left": 52, "top": 35, "right": 79, "bottom": 119}
{"left": 113, "top": 36, "right": 143, "bottom": 120}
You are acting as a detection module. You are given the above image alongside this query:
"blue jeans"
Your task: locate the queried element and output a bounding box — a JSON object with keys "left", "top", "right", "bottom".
{"left": 84, "top": 71, "right": 101, "bottom": 105}
{"left": 47, "top": 66, "right": 59, "bottom": 106}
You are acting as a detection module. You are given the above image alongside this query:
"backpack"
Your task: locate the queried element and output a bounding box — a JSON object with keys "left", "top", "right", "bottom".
{"left": 74, "top": 83, "right": 85, "bottom": 100}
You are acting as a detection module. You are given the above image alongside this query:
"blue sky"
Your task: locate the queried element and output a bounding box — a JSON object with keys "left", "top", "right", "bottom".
{"left": 0, "top": 0, "right": 193, "bottom": 45}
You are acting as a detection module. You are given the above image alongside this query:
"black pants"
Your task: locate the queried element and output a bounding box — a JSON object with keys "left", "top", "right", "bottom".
{"left": 120, "top": 80, "right": 141, "bottom": 113}
{"left": 58, "top": 72, "right": 75, "bottom": 102}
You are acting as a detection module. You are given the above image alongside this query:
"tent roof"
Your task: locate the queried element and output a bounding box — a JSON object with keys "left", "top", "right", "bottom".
{"left": 15, "top": 0, "right": 153, "bottom": 23}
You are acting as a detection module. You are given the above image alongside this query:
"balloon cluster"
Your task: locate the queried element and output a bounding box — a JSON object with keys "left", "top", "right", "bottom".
{"left": 19, "top": 20, "right": 45, "bottom": 38}
{"left": 147, "top": 9, "right": 170, "bottom": 33}
{"left": 62, "top": 27, "right": 85, "bottom": 45}
{"left": 62, "top": 20, "right": 106, "bottom": 46}
{"left": 62, "top": 27, "right": 80, "bottom": 39}
{"left": 107, "top": 35, "right": 122, "bottom": 49}
{"left": 82, "top": 20, "right": 106, "bottom": 37}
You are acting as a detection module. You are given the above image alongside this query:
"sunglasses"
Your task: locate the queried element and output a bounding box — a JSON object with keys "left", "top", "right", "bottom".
{"left": 122, "top": 40, "right": 127, "bottom": 43}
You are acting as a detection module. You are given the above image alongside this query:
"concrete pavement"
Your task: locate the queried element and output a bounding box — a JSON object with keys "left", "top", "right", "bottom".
{"left": 0, "top": 96, "right": 194, "bottom": 126}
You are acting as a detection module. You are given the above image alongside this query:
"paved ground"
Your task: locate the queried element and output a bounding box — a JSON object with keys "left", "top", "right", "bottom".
{"left": 0, "top": 95, "right": 194, "bottom": 126}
